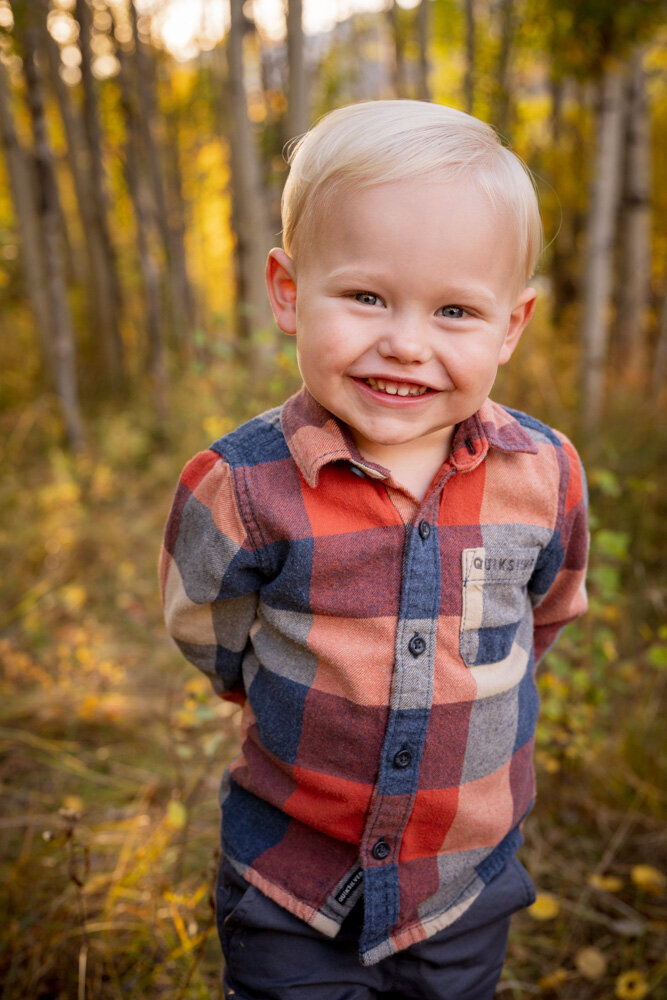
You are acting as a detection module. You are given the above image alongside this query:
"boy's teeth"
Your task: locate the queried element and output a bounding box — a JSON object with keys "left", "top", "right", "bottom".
{"left": 366, "top": 377, "right": 428, "bottom": 397}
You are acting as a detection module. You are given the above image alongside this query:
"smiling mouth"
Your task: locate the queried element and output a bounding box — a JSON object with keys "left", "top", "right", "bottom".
{"left": 363, "top": 376, "right": 430, "bottom": 397}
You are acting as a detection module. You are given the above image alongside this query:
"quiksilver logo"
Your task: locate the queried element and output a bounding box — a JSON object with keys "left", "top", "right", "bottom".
{"left": 335, "top": 867, "right": 363, "bottom": 905}
{"left": 473, "top": 556, "right": 535, "bottom": 573}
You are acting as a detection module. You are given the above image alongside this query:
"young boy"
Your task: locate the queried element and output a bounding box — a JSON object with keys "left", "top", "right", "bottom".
{"left": 160, "top": 101, "right": 588, "bottom": 999}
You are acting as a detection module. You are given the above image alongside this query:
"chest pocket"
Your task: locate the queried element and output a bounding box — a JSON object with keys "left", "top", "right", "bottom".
{"left": 460, "top": 547, "right": 539, "bottom": 667}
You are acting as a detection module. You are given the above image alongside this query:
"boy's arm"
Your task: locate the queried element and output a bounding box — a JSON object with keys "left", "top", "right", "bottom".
{"left": 530, "top": 435, "right": 589, "bottom": 665}
{"left": 159, "top": 449, "right": 263, "bottom": 705}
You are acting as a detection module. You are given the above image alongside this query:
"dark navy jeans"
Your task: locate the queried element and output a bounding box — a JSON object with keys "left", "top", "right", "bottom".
{"left": 216, "top": 855, "right": 535, "bottom": 999}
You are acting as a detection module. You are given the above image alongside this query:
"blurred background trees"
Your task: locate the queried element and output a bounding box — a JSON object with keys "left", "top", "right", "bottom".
{"left": 0, "top": 3, "right": 665, "bottom": 998}
{"left": 0, "top": 0, "right": 664, "bottom": 447}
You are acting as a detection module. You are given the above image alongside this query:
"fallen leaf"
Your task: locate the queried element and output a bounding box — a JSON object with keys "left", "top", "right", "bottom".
{"left": 588, "top": 873, "right": 623, "bottom": 892}
{"left": 538, "top": 967, "right": 568, "bottom": 991}
{"left": 575, "top": 946, "right": 607, "bottom": 980}
{"left": 631, "top": 864, "right": 665, "bottom": 895}
{"left": 528, "top": 893, "right": 560, "bottom": 920}
{"left": 166, "top": 800, "right": 187, "bottom": 831}
{"left": 615, "top": 970, "right": 649, "bottom": 999}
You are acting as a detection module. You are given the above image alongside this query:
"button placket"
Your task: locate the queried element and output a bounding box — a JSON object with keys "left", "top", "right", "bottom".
{"left": 360, "top": 494, "right": 443, "bottom": 923}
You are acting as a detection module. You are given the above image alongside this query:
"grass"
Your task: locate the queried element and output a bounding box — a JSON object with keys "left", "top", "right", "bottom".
{"left": 0, "top": 359, "right": 665, "bottom": 999}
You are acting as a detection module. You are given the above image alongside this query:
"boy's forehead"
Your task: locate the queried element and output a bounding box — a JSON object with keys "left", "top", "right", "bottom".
{"left": 291, "top": 176, "right": 528, "bottom": 292}
{"left": 305, "top": 176, "right": 510, "bottom": 246}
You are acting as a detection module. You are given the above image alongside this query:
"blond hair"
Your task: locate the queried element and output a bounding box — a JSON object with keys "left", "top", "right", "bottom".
{"left": 282, "top": 100, "right": 543, "bottom": 281}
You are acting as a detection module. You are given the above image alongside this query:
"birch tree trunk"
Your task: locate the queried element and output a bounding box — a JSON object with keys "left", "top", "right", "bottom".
{"left": 0, "top": 55, "right": 54, "bottom": 380}
{"left": 128, "top": 0, "right": 196, "bottom": 349}
{"left": 20, "top": 25, "right": 85, "bottom": 450}
{"left": 463, "top": 0, "right": 476, "bottom": 114}
{"left": 416, "top": 0, "right": 431, "bottom": 102}
{"left": 75, "top": 0, "right": 125, "bottom": 384}
{"left": 116, "top": 44, "right": 168, "bottom": 423}
{"left": 43, "top": 20, "right": 115, "bottom": 365}
{"left": 581, "top": 64, "right": 626, "bottom": 433}
{"left": 227, "top": 0, "right": 276, "bottom": 371}
{"left": 614, "top": 49, "right": 651, "bottom": 383}
{"left": 286, "top": 0, "right": 308, "bottom": 140}
{"left": 494, "top": 0, "right": 515, "bottom": 136}
{"left": 387, "top": 1, "right": 407, "bottom": 99}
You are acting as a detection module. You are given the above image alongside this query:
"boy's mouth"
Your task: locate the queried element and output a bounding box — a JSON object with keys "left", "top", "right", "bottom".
{"left": 363, "top": 376, "right": 430, "bottom": 397}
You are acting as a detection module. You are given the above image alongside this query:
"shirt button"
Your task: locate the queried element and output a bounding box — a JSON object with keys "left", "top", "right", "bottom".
{"left": 393, "top": 748, "right": 412, "bottom": 769}
{"left": 418, "top": 520, "right": 431, "bottom": 540}
{"left": 408, "top": 632, "right": 426, "bottom": 657}
{"left": 372, "top": 839, "right": 391, "bottom": 860}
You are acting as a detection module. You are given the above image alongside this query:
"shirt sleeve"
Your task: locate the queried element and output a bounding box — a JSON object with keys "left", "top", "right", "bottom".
{"left": 159, "top": 449, "right": 263, "bottom": 704}
{"left": 530, "top": 433, "right": 589, "bottom": 665}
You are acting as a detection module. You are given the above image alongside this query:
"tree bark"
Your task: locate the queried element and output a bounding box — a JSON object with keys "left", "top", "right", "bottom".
{"left": 20, "top": 23, "right": 85, "bottom": 450}
{"left": 0, "top": 54, "right": 54, "bottom": 380}
{"left": 227, "top": 0, "right": 276, "bottom": 371}
{"left": 42, "top": 18, "right": 115, "bottom": 363}
{"left": 116, "top": 43, "right": 168, "bottom": 423}
{"left": 494, "top": 0, "right": 515, "bottom": 136}
{"left": 286, "top": 0, "right": 308, "bottom": 140}
{"left": 387, "top": 1, "right": 407, "bottom": 99}
{"left": 416, "top": 0, "right": 431, "bottom": 102}
{"left": 614, "top": 48, "right": 651, "bottom": 383}
{"left": 127, "top": 0, "right": 196, "bottom": 349}
{"left": 463, "top": 0, "right": 476, "bottom": 114}
{"left": 74, "top": 0, "right": 125, "bottom": 384}
{"left": 581, "top": 64, "right": 626, "bottom": 433}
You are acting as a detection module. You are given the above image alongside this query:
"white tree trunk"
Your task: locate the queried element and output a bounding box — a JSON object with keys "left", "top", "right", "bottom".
{"left": 75, "top": 0, "right": 125, "bottom": 384}
{"left": 416, "top": 0, "right": 431, "bottom": 101}
{"left": 614, "top": 48, "right": 651, "bottom": 383}
{"left": 464, "top": 0, "right": 476, "bottom": 114}
{"left": 22, "top": 27, "right": 85, "bottom": 450}
{"left": 127, "top": 0, "right": 195, "bottom": 350}
{"left": 581, "top": 64, "right": 626, "bottom": 433}
{"left": 116, "top": 43, "right": 168, "bottom": 423}
{"left": 227, "top": 0, "right": 276, "bottom": 371}
{"left": 0, "top": 55, "right": 54, "bottom": 380}
{"left": 286, "top": 0, "right": 308, "bottom": 140}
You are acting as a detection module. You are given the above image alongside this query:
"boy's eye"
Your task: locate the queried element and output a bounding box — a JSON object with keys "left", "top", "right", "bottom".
{"left": 354, "top": 292, "right": 380, "bottom": 306}
{"left": 438, "top": 305, "right": 465, "bottom": 319}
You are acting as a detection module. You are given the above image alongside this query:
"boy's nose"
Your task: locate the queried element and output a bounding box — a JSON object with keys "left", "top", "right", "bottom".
{"left": 377, "top": 324, "right": 431, "bottom": 365}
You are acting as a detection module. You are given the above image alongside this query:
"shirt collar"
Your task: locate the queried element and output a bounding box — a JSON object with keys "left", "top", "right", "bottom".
{"left": 281, "top": 387, "right": 538, "bottom": 489}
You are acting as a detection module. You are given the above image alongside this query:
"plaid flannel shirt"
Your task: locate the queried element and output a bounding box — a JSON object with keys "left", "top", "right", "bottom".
{"left": 159, "top": 387, "right": 588, "bottom": 965}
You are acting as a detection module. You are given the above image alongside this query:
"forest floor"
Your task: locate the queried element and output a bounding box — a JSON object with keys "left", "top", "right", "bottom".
{"left": 0, "top": 366, "right": 665, "bottom": 1000}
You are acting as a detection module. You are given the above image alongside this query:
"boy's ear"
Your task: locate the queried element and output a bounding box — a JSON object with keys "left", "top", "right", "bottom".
{"left": 498, "top": 286, "right": 537, "bottom": 365}
{"left": 266, "top": 248, "right": 297, "bottom": 335}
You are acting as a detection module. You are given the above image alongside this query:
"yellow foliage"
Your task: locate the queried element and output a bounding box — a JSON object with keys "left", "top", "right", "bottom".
{"left": 615, "top": 970, "right": 649, "bottom": 999}
{"left": 631, "top": 864, "right": 665, "bottom": 895}
{"left": 528, "top": 893, "right": 560, "bottom": 920}
{"left": 538, "top": 967, "right": 568, "bottom": 990}
{"left": 61, "top": 794, "right": 84, "bottom": 814}
{"left": 202, "top": 415, "right": 235, "bottom": 441}
{"left": 575, "top": 946, "right": 607, "bottom": 980}
{"left": 166, "top": 800, "right": 187, "bottom": 831}
{"left": 588, "top": 872, "right": 623, "bottom": 892}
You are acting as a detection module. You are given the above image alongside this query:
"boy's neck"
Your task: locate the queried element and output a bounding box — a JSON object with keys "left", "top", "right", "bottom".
{"left": 353, "top": 428, "right": 455, "bottom": 503}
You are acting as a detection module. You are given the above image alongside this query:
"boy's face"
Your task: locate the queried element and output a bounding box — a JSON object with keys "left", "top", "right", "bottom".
{"left": 266, "top": 177, "right": 536, "bottom": 466}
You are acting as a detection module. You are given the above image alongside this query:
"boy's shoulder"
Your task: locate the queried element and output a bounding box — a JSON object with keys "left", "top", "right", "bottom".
{"left": 492, "top": 402, "right": 572, "bottom": 451}
{"left": 209, "top": 403, "right": 289, "bottom": 468}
